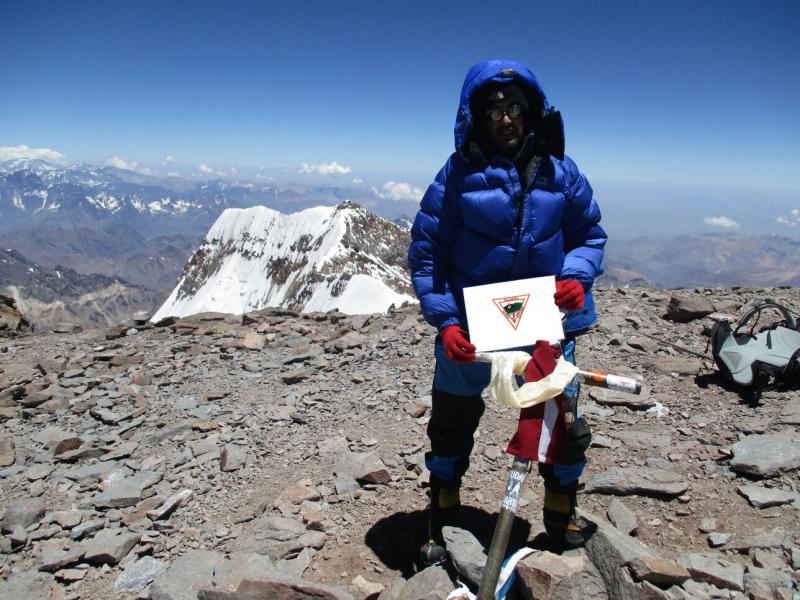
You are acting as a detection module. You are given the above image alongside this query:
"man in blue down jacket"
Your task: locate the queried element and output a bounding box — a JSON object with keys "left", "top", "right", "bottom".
{"left": 408, "top": 59, "right": 607, "bottom": 564}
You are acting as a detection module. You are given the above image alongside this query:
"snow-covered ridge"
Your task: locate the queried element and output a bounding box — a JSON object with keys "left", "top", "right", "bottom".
{"left": 0, "top": 160, "right": 278, "bottom": 220}
{"left": 152, "top": 202, "right": 414, "bottom": 320}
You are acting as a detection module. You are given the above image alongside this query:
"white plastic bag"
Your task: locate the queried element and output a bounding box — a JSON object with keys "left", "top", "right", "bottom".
{"left": 479, "top": 351, "right": 578, "bottom": 409}
{"left": 445, "top": 547, "right": 540, "bottom": 600}
{"left": 446, "top": 583, "right": 477, "bottom": 600}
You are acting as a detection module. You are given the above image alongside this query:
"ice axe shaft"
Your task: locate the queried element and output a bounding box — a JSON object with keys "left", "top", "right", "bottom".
{"left": 474, "top": 355, "right": 640, "bottom": 599}
{"left": 477, "top": 458, "right": 531, "bottom": 600}
{"left": 474, "top": 352, "right": 643, "bottom": 396}
{"left": 636, "top": 331, "right": 712, "bottom": 361}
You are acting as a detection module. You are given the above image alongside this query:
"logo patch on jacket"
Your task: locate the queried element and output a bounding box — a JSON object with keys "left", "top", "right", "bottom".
{"left": 493, "top": 294, "right": 530, "bottom": 330}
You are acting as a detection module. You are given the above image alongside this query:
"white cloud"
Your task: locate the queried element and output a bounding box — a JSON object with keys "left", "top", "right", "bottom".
{"left": 139, "top": 167, "right": 158, "bottom": 176}
{"left": 703, "top": 216, "right": 740, "bottom": 229}
{"left": 167, "top": 171, "right": 180, "bottom": 177}
{"left": 198, "top": 163, "right": 213, "bottom": 174}
{"left": 372, "top": 181, "right": 423, "bottom": 203}
{"left": 162, "top": 155, "right": 175, "bottom": 165}
{"left": 299, "top": 161, "right": 352, "bottom": 176}
{"left": 216, "top": 166, "right": 237, "bottom": 178}
{"left": 352, "top": 178, "right": 363, "bottom": 184}
{"left": 0, "top": 145, "right": 66, "bottom": 163}
{"left": 105, "top": 156, "right": 138, "bottom": 171}
{"left": 776, "top": 209, "right": 800, "bottom": 226}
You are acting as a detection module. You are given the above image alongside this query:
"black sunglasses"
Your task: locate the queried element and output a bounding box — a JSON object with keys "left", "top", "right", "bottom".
{"left": 484, "top": 103, "right": 526, "bottom": 122}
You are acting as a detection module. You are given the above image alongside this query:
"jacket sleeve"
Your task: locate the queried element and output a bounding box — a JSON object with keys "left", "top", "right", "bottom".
{"left": 407, "top": 160, "right": 462, "bottom": 331}
{"left": 559, "top": 156, "right": 607, "bottom": 287}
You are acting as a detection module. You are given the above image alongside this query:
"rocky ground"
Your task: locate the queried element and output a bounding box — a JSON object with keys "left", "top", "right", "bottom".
{"left": 0, "top": 286, "right": 799, "bottom": 599}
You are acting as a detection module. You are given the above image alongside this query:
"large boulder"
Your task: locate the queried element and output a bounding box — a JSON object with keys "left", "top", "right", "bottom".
{"left": 516, "top": 551, "right": 587, "bottom": 599}
{"left": 730, "top": 434, "right": 800, "bottom": 477}
{"left": 0, "top": 570, "right": 62, "bottom": 600}
{"left": 151, "top": 551, "right": 276, "bottom": 600}
{"left": 442, "top": 526, "right": 486, "bottom": 588}
{"left": 395, "top": 566, "right": 453, "bottom": 600}
{"left": 334, "top": 452, "right": 390, "bottom": 485}
{"left": 232, "top": 515, "right": 327, "bottom": 560}
{"left": 2, "top": 497, "right": 45, "bottom": 533}
{"left": 0, "top": 293, "right": 32, "bottom": 336}
{"left": 663, "top": 295, "right": 714, "bottom": 322}
{"left": 581, "top": 511, "right": 657, "bottom": 600}
{"left": 197, "top": 577, "right": 353, "bottom": 600}
{"left": 583, "top": 468, "right": 688, "bottom": 498}
{"left": 677, "top": 553, "right": 744, "bottom": 592}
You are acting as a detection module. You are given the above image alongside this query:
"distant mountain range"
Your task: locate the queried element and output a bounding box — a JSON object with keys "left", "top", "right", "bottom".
{"left": 0, "top": 158, "right": 413, "bottom": 292}
{"left": 0, "top": 158, "right": 359, "bottom": 237}
{"left": 2, "top": 159, "right": 799, "bottom": 329}
{"left": 602, "top": 234, "right": 800, "bottom": 288}
{"left": 0, "top": 248, "right": 162, "bottom": 330}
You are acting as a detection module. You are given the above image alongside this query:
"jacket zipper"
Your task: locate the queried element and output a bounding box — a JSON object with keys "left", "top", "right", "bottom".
{"left": 509, "top": 166, "right": 524, "bottom": 274}
{"left": 509, "top": 156, "right": 542, "bottom": 274}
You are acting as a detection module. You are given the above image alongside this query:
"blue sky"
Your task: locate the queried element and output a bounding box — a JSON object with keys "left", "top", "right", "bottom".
{"left": 2, "top": 0, "right": 799, "bottom": 216}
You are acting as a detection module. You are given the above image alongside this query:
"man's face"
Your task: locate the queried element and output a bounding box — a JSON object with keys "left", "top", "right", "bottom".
{"left": 481, "top": 101, "right": 526, "bottom": 157}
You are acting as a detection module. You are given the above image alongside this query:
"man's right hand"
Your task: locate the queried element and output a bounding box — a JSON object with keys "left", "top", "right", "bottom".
{"left": 441, "top": 325, "right": 476, "bottom": 364}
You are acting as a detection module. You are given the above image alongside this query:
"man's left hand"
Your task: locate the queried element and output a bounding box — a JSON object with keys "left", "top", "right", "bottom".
{"left": 554, "top": 279, "right": 584, "bottom": 311}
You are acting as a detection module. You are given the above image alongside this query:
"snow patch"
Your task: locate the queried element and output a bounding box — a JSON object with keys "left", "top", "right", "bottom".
{"left": 303, "top": 274, "right": 415, "bottom": 314}
{"left": 86, "top": 192, "right": 121, "bottom": 212}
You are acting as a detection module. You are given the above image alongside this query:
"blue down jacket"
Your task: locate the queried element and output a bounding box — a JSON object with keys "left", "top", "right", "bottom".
{"left": 408, "top": 59, "right": 607, "bottom": 335}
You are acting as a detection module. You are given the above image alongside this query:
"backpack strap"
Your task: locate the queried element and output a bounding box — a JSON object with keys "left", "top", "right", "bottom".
{"left": 734, "top": 302, "right": 797, "bottom": 337}
{"left": 783, "top": 346, "right": 800, "bottom": 383}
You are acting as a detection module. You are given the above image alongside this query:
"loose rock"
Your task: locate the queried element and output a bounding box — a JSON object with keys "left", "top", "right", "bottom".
{"left": 737, "top": 484, "right": 796, "bottom": 508}
{"left": 677, "top": 553, "right": 744, "bottom": 591}
{"left": 442, "top": 526, "right": 486, "bottom": 588}
{"left": 607, "top": 498, "right": 638, "bottom": 535}
{"left": 584, "top": 468, "right": 688, "bottom": 498}
{"left": 114, "top": 555, "right": 167, "bottom": 592}
{"left": 730, "top": 434, "right": 800, "bottom": 477}
{"left": 516, "top": 550, "right": 587, "bottom": 599}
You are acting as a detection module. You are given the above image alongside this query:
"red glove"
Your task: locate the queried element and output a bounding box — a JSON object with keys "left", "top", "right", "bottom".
{"left": 440, "top": 325, "right": 476, "bottom": 364}
{"left": 554, "top": 279, "right": 584, "bottom": 311}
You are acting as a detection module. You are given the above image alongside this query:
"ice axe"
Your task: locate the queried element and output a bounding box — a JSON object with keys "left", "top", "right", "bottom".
{"left": 472, "top": 346, "right": 641, "bottom": 600}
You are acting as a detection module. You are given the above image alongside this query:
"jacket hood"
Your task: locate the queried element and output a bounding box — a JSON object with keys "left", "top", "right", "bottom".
{"left": 454, "top": 59, "right": 552, "bottom": 152}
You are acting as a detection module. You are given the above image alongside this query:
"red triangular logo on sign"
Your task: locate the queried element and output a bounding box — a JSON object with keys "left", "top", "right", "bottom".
{"left": 492, "top": 294, "right": 530, "bottom": 330}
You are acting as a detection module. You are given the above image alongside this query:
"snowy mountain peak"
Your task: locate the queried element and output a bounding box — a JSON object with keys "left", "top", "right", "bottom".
{"left": 152, "top": 202, "right": 414, "bottom": 320}
{"left": 0, "top": 158, "right": 61, "bottom": 176}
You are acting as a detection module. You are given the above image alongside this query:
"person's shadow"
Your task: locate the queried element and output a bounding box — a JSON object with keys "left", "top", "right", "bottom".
{"left": 365, "top": 506, "right": 549, "bottom": 579}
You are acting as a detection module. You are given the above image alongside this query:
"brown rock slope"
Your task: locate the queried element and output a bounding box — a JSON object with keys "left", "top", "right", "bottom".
{"left": 0, "top": 286, "right": 798, "bottom": 598}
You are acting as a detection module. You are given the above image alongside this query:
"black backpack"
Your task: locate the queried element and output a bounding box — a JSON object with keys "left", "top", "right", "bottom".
{"left": 710, "top": 301, "right": 800, "bottom": 403}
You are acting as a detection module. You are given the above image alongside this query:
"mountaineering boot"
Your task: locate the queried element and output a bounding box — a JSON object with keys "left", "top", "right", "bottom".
{"left": 542, "top": 486, "right": 586, "bottom": 548}
{"left": 419, "top": 477, "right": 462, "bottom": 566}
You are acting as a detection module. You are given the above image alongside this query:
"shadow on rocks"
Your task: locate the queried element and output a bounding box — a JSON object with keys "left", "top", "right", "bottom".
{"left": 363, "top": 506, "right": 534, "bottom": 579}
{"left": 694, "top": 372, "right": 762, "bottom": 406}
{"left": 526, "top": 518, "right": 600, "bottom": 555}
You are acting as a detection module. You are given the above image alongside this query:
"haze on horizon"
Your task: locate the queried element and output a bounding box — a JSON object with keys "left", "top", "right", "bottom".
{"left": 1, "top": 0, "right": 798, "bottom": 239}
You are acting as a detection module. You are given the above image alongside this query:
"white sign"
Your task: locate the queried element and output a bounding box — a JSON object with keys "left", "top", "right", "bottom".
{"left": 463, "top": 276, "right": 564, "bottom": 352}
